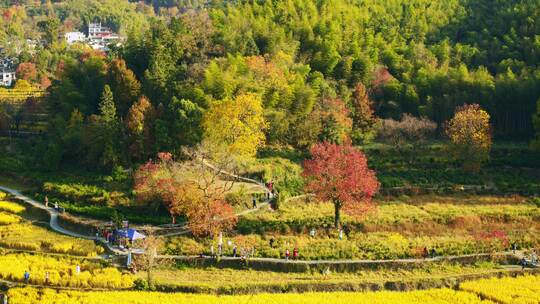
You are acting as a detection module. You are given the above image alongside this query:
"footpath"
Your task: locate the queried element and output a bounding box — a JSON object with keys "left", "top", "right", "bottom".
{"left": 1, "top": 184, "right": 538, "bottom": 270}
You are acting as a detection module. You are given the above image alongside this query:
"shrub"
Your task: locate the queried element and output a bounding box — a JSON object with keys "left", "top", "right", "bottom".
{"left": 164, "top": 237, "right": 204, "bottom": 256}
{"left": 42, "top": 182, "right": 129, "bottom": 206}
{"left": 225, "top": 191, "right": 246, "bottom": 207}
{"left": 134, "top": 278, "right": 150, "bottom": 290}
{"left": 529, "top": 197, "right": 540, "bottom": 208}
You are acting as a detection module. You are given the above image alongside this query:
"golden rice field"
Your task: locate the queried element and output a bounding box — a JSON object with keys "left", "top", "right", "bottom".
{"left": 0, "top": 200, "right": 26, "bottom": 214}
{"left": 140, "top": 261, "right": 505, "bottom": 291}
{"left": 0, "top": 212, "right": 20, "bottom": 225}
{"left": 6, "top": 287, "right": 493, "bottom": 304}
{"left": 7, "top": 274, "right": 540, "bottom": 304}
{"left": 0, "top": 199, "right": 103, "bottom": 256}
{"left": 460, "top": 275, "right": 540, "bottom": 304}
{"left": 0, "top": 253, "right": 134, "bottom": 289}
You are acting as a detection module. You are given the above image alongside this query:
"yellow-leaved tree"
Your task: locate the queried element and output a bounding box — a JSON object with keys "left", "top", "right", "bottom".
{"left": 203, "top": 93, "right": 267, "bottom": 159}
{"left": 445, "top": 104, "right": 492, "bottom": 173}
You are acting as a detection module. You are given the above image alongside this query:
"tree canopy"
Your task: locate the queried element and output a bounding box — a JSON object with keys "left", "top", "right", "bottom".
{"left": 303, "top": 142, "right": 379, "bottom": 228}
{"left": 1, "top": 0, "right": 539, "bottom": 171}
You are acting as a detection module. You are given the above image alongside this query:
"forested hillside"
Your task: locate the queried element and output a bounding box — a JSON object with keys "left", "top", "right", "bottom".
{"left": 0, "top": 0, "right": 539, "bottom": 171}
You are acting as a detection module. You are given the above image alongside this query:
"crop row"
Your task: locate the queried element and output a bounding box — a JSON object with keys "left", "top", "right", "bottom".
{"left": 0, "top": 199, "right": 103, "bottom": 256}
{"left": 6, "top": 287, "right": 492, "bottom": 304}
{"left": 7, "top": 274, "right": 540, "bottom": 303}
{"left": 0, "top": 253, "right": 133, "bottom": 289}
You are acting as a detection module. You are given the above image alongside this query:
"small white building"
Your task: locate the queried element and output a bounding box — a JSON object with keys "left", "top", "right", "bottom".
{"left": 88, "top": 23, "right": 113, "bottom": 39}
{"left": 1, "top": 70, "right": 16, "bottom": 87}
{"left": 0, "top": 58, "right": 16, "bottom": 87}
{"left": 65, "top": 32, "right": 86, "bottom": 45}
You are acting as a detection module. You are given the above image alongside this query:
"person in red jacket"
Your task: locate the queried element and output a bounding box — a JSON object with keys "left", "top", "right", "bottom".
{"left": 293, "top": 247, "right": 299, "bottom": 260}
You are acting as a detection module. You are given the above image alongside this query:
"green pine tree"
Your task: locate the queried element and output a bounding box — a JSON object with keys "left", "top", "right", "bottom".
{"left": 99, "top": 85, "right": 117, "bottom": 123}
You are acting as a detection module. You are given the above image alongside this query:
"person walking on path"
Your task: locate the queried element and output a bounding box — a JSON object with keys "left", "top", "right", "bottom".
{"left": 232, "top": 245, "right": 237, "bottom": 257}
{"left": 252, "top": 197, "right": 257, "bottom": 209}
{"left": 267, "top": 181, "right": 274, "bottom": 193}
{"left": 512, "top": 243, "right": 517, "bottom": 254}
{"left": 218, "top": 232, "right": 223, "bottom": 256}
{"left": 285, "top": 249, "right": 290, "bottom": 261}
{"left": 431, "top": 248, "right": 437, "bottom": 258}
{"left": 293, "top": 247, "right": 299, "bottom": 260}
{"left": 210, "top": 245, "right": 215, "bottom": 258}
{"left": 44, "top": 195, "right": 49, "bottom": 208}
{"left": 423, "top": 247, "right": 429, "bottom": 259}
{"left": 338, "top": 229, "right": 343, "bottom": 240}
{"left": 23, "top": 270, "right": 30, "bottom": 284}
{"left": 521, "top": 257, "right": 528, "bottom": 270}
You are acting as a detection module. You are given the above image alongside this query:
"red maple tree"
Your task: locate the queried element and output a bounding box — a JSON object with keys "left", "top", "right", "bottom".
{"left": 303, "top": 142, "right": 379, "bottom": 228}
{"left": 187, "top": 199, "right": 237, "bottom": 238}
{"left": 133, "top": 152, "right": 238, "bottom": 235}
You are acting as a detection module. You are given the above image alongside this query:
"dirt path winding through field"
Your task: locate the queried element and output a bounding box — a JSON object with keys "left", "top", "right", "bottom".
{"left": 0, "top": 185, "right": 94, "bottom": 240}
{"left": 0, "top": 166, "right": 275, "bottom": 253}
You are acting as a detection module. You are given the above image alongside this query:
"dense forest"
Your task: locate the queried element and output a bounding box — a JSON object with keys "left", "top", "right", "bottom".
{"left": 1, "top": 0, "right": 539, "bottom": 171}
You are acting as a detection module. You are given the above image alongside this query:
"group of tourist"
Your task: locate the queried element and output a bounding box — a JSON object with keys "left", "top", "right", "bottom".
{"left": 44, "top": 195, "right": 60, "bottom": 211}
{"left": 284, "top": 248, "right": 299, "bottom": 260}
{"left": 422, "top": 247, "right": 438, "bottom": 258}
{"left": 21, "top": 265, "right": 81, "bottom": 286}
{"left": 205, "top": 225, "right": 355, "bottom": 262}
{"left": 521, "top": 250, "right": 538, "bottom": 269}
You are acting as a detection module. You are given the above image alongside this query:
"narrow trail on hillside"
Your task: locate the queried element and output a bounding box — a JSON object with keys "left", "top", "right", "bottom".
{"left": 0, "top": 183, "right": 269, "bottom": 254}
{"left": 0, "top": 165, "right": 275, "bottom": 253}
{"left": 0, "top": 185, "right": 93, "bottom": 240}
{"left": 1, "top": 184, "right": 537, "bottom": 267}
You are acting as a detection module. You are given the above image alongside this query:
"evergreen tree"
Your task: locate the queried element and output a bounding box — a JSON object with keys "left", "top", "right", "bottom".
{"left": 351, "top": 83, "right": 378, "bottom": 144}
{"left": 108, "top": 59, "right": 141, "bottom": 118}
{"left": 89, "top": 85, "right": 121, "bottom": 169}
{"left": 99, "top": 85, "right": 117, "bottom": 124}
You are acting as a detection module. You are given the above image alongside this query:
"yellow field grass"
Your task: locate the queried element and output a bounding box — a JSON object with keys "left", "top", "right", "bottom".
{"left": 7, "top": 287, "right": 493, "bottom": 304}
{"left": 460, "top": 275, "right": 540, "bottom": 304}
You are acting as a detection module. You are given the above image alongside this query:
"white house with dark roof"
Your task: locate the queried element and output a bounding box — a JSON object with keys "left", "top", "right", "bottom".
{"left": 88, "top": 22, "right": 113, "bottom": 39}
{"left": 0, "top": 58, "right": 16, "bottom": 87}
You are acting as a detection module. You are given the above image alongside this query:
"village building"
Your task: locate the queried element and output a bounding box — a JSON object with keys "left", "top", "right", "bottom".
{"left": 64, "top": 32, "right": 86, "bottom": 45}
{"left": 61, "top": 23, "right": 124, "bottom": 52}
{"left": 0, "top": 58, "right": 16, "bottom": 87}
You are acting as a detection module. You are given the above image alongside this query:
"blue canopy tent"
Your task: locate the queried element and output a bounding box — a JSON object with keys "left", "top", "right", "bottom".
{"left": 118, "top": 229, "right": 146, "bottom": 241}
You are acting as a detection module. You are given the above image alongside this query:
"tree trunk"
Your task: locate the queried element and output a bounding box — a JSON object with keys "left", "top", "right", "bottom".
{"left": 147, "top": 265, "right": 154, "bottom": 290}
{"left": 334, "top": 201, "right": 341, "bottom": 229}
